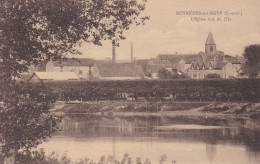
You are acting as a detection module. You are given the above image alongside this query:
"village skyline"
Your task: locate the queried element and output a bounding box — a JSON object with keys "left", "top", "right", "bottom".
{"left": 70, "top": 0, "right": 260, "bottom": 61}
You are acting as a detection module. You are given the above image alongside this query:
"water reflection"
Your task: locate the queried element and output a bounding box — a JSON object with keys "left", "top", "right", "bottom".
{"left": 40, "top": 115, "right": 260, "bottom": 163}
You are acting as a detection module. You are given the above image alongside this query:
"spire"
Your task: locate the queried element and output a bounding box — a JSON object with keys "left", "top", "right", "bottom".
{"left": 206, "top": 32, "right": 215, "bottom": 45}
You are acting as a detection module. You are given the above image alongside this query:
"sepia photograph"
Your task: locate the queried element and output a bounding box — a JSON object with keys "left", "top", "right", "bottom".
{"left": 0, "top": 0, "right": 260, "bottom": 163}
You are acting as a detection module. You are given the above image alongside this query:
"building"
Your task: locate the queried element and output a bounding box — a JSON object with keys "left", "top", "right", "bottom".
{"left": 28, "top": 72, "right": 79, "bottom": 82}
{"left": 46, "top": 58, "right": 95, "bottom": 79}
{"left": 92, "top": 62, "right": 144, "bottom": 80}
{"left": 157, "top": 32, "right": 243, "bottom": 79}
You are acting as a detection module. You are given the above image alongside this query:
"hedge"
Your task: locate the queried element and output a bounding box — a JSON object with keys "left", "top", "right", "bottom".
{"left": 2, "top": 79, "right": 260, "bottom": 102}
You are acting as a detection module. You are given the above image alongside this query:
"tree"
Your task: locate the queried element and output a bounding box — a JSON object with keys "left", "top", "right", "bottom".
{"left": 158, "top": 68, "right": 188, "bottom": 79}
{"left": 241, "top": 44, "right": 260, "bottom": 78}
{"left": 0, "top": 84, "right": 60, "bottom": 155}
{"left": 158, "top": 68, "right": 173, "bottom": 79}
{"left": 0, "top": 0, "right": 149, "bottom": 160}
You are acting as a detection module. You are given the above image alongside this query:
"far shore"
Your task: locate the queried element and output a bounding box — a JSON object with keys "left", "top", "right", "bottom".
{"left": 52, "top": 100, "right": 260, "bottom": 119}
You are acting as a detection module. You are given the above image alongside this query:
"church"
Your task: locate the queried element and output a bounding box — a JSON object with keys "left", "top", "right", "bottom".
{"left": 157, "top": 32, "right": 243, "bottom": 79}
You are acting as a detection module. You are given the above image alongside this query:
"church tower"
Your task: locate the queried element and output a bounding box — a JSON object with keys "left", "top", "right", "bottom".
{"left": 205, "top": 32, "right": 216, "bottom": 55}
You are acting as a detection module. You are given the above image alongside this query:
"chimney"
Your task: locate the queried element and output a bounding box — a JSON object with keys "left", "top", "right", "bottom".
{"left": 131, "top": 42, "right": 133, "bottom": 62}
{"left": 112, "top": 40, "right": 116, "bottom": 62}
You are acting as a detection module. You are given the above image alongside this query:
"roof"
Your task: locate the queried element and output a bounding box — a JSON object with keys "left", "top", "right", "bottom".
{"left": 148, "top": 64, "right": 165, "bottom": 73}
{"left": 149, "top": 59, "right": 172, "bottom": 68}
{"left": 52, "top": 58, "right": 95, "bottom": 67}
{"left": 206, "top": 32, "right": 216, "bottom": 45}
{"left": 224, "top": 55, "right": 241, "bottom": 64}
{"left": 96, "top": 62, "right": 144, "bottom": 78}
{"left": 16, "top": 73, "right": 33, "bottom": 82}
{"left": 212, "top": 62, "right": 227, "bottom": 69}
{"left": 190, "top": 61, "right": 215, "bottom": 70}
{"left": 134, "top": 60, "right": 149, "bottom": 72}
{"left": 31, "top": 72, "right": 79, "bottom": 81}
{"left": 158, "top": 54, "right": 203, "bottom": 69}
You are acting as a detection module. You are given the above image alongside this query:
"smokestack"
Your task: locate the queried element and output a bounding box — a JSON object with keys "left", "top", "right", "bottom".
{"left": 112, "top": 40, "right": 116, "bottom": 62}
{"left": 131, "top": 42, "right": 133, "bottom": 62}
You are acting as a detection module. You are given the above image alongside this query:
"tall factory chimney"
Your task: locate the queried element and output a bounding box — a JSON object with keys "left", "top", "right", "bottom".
{"left": 131, "top": 42, "right": 133, "bottom": 62}
{"left": 112, "top": 40, "right": 116, "bottom": 62}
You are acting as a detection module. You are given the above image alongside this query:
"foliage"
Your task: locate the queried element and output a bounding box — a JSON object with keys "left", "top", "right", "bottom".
{"left": 158, "top": 68, "right": 172, "bottom": 79}
{"left": 241, "top": 44, "right": 260, "bottom": 78}
{"left": 205, "top": 73, "right": 221, "bottom": 79}
{"left": 0, "top": 84, "right": 61, "bottom": 156}
{"left": 158, "top": 68, "right": 188, "bottom": 79}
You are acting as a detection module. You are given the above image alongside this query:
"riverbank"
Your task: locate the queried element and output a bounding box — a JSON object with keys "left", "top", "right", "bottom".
{"left": 53, "top": 101, "right": 260, "bottom": 119}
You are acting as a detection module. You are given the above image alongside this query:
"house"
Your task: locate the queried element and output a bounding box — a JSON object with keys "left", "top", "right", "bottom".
{"left": 188, "top": 60, "right": 242, "bottom": 79}
{"left": 28, "top": 72, "right": 79, "bottom": 82}
{"left": 46, "top": 58, "right": 95, "bottom": 79}
{"left": 157, "top": 32, "right": 243, "bottom": 78}
{"left": 92, "top": 62, "right": 144, "bottom": 80}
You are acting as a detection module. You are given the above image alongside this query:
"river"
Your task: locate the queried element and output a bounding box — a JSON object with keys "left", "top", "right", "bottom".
{"left": 39, "top": 114, "right": 260, "bottom": 164}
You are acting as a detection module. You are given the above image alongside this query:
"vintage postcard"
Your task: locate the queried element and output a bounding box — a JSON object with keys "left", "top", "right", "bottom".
{"left": 0, "top": 0, "right": 260, "bottom": 164}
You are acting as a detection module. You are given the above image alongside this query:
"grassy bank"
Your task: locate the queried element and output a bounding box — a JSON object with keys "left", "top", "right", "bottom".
{"left": 53, "top": 101, "right": 260, "bottom": 119}
{"left": 54, "top": 101, "right": 210, "bottom": 113}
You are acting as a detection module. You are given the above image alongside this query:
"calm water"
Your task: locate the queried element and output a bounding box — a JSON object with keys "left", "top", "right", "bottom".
{"left": 39, "top": 114, "right": 260, "bottom": 164}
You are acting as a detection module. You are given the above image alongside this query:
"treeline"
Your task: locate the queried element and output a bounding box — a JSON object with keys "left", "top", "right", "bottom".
{"left": 8, "top": 79, "right": 258, "bottom": 102}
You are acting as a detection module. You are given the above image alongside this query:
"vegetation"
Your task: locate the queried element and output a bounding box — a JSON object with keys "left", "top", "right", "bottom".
{"left": 0, "top": 84, "right": 61, "bottom": 157}
{"left": 241, "top": 44, "right": 260, "bottom": 78}
{"left": 157, "top": 68, "right": 173, "bottom": 79}
{"left": 1, "top": 150, "right": 171, "bottom": 164}
{"left": 158, "top": 68, "right": 187, "bottom": 79}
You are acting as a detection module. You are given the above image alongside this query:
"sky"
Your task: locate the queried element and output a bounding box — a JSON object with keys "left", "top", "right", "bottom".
{"left": 73, "top": 0, "right": 260, "bottom": 61}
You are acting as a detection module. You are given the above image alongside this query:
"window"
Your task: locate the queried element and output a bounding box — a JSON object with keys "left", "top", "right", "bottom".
{"left": 210, "top": 46, "right": 213, "bottom": 52}
{"left": 60, "top": 66, "right": 63, "bottom": 72}
{"left": 79, "top": 70, "right": 82, "bottom": 75}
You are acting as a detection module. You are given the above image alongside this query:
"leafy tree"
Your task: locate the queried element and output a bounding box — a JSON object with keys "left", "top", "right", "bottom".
{"left": 0, "top": 84, "right": 60, "bottom": 155}
{"left": 158, "top": 68, "right": 173, "bottom": 79}
{"left": 241, "top": 44, "right": 260, "bottom": 78}
{"left": 0, "top": 0, "right": 148, "bottom": 160}
{"left": 205, "top": 73, "right": 221, "bottom": 79}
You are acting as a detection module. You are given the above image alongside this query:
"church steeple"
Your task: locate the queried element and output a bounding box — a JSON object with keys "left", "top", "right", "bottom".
{"left": 205, "top": 32, "right": 216, "bottom": 55}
